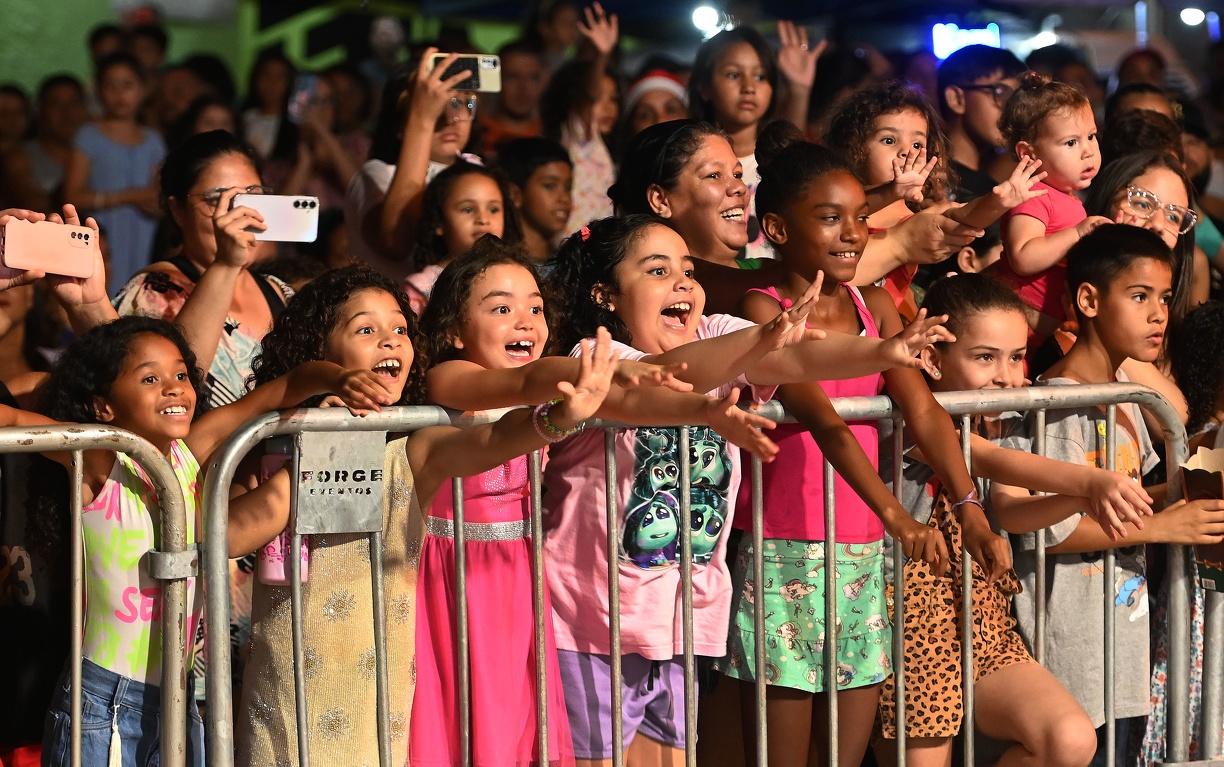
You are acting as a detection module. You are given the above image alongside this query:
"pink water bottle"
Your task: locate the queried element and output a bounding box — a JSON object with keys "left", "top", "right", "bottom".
{"left": 257, "top": 437, "right": 309, "bottom": 585}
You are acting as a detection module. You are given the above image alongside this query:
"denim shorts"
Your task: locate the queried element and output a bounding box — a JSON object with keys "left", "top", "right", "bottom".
{"left": 42, "top": 658, "right": 203, "bottom": 767}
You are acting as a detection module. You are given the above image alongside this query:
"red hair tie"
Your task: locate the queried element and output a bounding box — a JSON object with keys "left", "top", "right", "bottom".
{"left": 579, "top": 226, "right": 591, "bottom": 242}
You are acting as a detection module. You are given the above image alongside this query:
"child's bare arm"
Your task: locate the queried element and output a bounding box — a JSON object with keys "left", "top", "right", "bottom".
{"left": 1042, "top": 498, "right": 1224, "bottom": 553}
{"left": 188, "top": 362, "right": 396, "bottom": 464}
{"left": 966, "top": 435, "right": 1153, "bottom": 538}
{"left": 227, "top": 466, "right": 291, "bottom": 557}
{"left": 1003, "top": 213, "right": 1110, "bottom": 276}
{"left": 944, "top": 157, "right": 1048, "bottom": 230}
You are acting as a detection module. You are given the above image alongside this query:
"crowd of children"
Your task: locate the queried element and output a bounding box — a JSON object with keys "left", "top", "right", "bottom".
{"left": 6, "top": 7, "right": 1224, "bottom": 767}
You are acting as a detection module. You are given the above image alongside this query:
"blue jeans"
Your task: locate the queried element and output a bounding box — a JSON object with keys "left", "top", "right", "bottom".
{"left": 42, "top": 658, "right": 203, "bottom": 767}
{"left": 1088, "top": 716, "right": 1143, "bottom": 767}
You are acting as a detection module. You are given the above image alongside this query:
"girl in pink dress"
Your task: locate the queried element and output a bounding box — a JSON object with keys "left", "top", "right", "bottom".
{"left": 414, "top": 236, "right": 784, "bottom": 766}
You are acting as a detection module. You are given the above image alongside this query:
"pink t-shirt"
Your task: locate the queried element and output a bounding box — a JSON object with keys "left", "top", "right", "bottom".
{"left": 995, "top": 181, "right": 1087, "bottom": 324}
{"left": 542, "top": 314, "right": 775, "bottom": 660}
{"left": 733, "top": 284, "right": 884, "bottom": 542}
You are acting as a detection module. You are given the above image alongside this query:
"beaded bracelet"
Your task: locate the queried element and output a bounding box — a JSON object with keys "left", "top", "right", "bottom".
{"left": 532, "top": 398, "right": 584, "bottom": 443}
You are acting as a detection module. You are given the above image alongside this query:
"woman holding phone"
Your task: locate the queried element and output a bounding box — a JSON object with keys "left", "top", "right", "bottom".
{"left": 345, "top": 48, "right": 481, "bottom": 281}
{"left": 114, "top": 129, "right": 291, "bottom": 407}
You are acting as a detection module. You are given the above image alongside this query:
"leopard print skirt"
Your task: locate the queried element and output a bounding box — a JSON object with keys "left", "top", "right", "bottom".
{"left": 877, "top": 490, "right": 1032, "bottom": 739}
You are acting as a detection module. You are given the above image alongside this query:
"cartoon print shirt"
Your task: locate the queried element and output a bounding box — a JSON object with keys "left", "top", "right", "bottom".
{"left": 1012, "top": 373, "right": 1158, "bottom": 727}
{"left": 543, "top": 314, "right": 776, "bottom": 660}
{"left": 81, "top": 440, "right": 203, "bottom": 685}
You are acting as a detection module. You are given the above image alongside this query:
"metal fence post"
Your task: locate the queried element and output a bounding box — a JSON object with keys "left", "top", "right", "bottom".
{"left": 823, "top": 459, "right": 839, "bottom": 766}
{"left": 529, "top": 450, "right": 549, "bottom": 764}
{"left": 604, "top": 428, "right": 625, "bottom": 767}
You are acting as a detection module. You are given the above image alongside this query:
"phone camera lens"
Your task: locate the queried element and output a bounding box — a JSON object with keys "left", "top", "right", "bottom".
{"left": 293, "top": 200, "right": 301, "bottom": 208}
{"left": 70, "top": 232, "right": 77, "bottom": 239}
{"left": 308, "top": 201, "right": 317, "bottom": 209}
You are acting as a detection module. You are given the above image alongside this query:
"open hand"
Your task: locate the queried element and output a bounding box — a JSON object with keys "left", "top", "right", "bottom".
{"left": 552, "top": 326, "right": 617, "bottom": 427}
{"left": 895, "top": 203, "right": 985, "bottom": 264}
{"left": 775, "top": 21, "right": 825, "bottom": 89}
{"left": 704, "top": 388, "right": 778, "bottom": 462}
{"left": 991, "top": 157, "right": 1048, "bottom": 209}
{"left": 578, "top": 3, "right": 619, "bottom": 56}
{"left": 883, "top": 309, "right": 955, "bottom": 372}
{"left": 891, "top": 148, "right": 938, "bottom": 204}
{"left": 759, "top": 273, "right": 827, "bottom": 351}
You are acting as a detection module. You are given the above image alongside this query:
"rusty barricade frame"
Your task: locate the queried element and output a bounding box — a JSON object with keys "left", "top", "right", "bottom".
{"left": 199, "top": 383, "right": 1222, "bottom": 766}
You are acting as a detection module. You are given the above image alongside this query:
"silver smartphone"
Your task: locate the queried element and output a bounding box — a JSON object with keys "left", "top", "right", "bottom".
{"left": 233, "top": 194, "right": 320, "bottom": 242}
{"left": 428, "top": 53, "right": 502, "bottom": 93}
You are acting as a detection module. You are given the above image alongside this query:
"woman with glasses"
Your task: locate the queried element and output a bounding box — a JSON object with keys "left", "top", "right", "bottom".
{"left": 114, "top": 129, "right": 293, "bottom": 409}
{"left": 345, "top": 48, "right": 482, "bottom": 282}
{"left": 1084, "top": 150, "right": 1205, "bottom": 318}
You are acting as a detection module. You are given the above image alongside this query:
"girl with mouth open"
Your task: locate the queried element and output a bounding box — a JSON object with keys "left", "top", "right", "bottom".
{"left": 417, "top": 235, "right": 783, "bottom": 766}
{"left": 534, "top": 214, "right": 953, "bottom": 767}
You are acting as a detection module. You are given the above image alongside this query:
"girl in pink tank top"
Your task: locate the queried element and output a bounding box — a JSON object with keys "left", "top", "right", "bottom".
{"left": 718, "top": 124, "right": 1014, "bottom": 767}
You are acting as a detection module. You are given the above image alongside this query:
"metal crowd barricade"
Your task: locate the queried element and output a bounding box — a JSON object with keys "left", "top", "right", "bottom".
{"left": 200, "top": 383, "right": 1222, "bottom": 767}
{"left": 0, "top": 424, "right": 193, "bottom": 767}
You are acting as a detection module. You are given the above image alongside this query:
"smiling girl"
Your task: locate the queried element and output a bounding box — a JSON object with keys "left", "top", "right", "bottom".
{"left": 402, "top": 161, "right": 522, "bottom": 314}
{"left": 229, "top": 265, "right": 621, "bottom": 766}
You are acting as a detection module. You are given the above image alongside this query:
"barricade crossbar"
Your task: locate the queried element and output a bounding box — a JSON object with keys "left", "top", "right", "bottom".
{"left": 193, "top": 384, "right": 1221, "bottom": 767}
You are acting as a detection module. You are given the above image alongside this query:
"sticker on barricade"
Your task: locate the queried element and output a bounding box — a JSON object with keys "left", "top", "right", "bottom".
{"left": 294, "top": 430, "right": 387, "bottom": 534}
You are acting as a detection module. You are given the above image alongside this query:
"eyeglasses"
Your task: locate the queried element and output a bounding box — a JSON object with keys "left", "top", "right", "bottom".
{"left": 187, "top": 185, "right": 274, "bottom": 211}
{"left": 445, "top": 95, "right": 478, "bottom": 122}
{"left": 1124, "top": 186, "right": 1197, "bottom": 235}
{"left": 958, "top": 82, "right": 1016, "bottom": 108}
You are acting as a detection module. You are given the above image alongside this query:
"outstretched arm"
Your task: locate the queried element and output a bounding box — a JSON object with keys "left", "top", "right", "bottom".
{"left": 944, "top": 157, "right": 1047, "bottom": 230}
{"left": 408, "top": 330, "right": 618, "bottom": 505}
{"left": 188, "top": 362, "right": 397, "bottom": 465}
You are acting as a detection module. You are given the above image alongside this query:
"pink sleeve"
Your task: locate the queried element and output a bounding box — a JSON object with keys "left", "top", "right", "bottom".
{"left": 1005, "top": 192, "right": 1055, "bottom": 227}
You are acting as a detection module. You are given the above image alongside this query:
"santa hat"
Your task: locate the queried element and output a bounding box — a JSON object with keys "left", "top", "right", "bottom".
{"left": 624, "top": 70, "right": 687, "bottom": 115}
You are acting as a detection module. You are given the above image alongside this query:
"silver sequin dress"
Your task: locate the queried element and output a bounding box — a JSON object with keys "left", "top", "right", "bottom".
{"left": 236, "top": 437, "right": 423, "bottom": 767}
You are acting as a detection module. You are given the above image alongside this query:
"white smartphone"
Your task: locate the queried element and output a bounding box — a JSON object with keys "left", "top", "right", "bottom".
{"left": 0, "top": 219, "right": 96, "bottom": 278}
{"left": 427, "top": 53, "right": 502, "bottom": 93}
{"left": 233, "top": 194, "right": 319, "bottom": 243}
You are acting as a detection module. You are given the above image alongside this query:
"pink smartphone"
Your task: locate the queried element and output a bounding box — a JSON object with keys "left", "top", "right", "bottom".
{"left": 0, "top": 219, "right": 96, "bottom": 278}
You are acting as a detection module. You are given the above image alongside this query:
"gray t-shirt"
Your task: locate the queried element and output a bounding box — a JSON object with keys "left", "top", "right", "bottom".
{"left": 1012, "top": 376, "right": 1158, "bottom": 726}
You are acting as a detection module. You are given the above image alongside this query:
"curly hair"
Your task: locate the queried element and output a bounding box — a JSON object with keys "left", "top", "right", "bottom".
{"left": 419, "top": 235, "right": 555, "bottom": 365}
{"left": 687, "top": 26, "right": 778, "bottom": 126}
{"left": 824, "top": 80, "right": 955, "bottom": 205}
{"left": 546, "top": 214, "right": 670, "bottom": 352}
{"left": 251, "top": 265, "right": 428, "bottom": 406}
{"left": 26, "top": 317, "right": 207, "bottom": 567}
{"left": 608, "top": 120, "right": 727, "bottom": 214}
{"left": 414, "top": 160, "right": 524, "bottom": 270}
{"left": 999, "top": 70, "right": 1091, "bottom": 150}
{"left": 1170, "top": 301, "right": 1224, "bottom": 434}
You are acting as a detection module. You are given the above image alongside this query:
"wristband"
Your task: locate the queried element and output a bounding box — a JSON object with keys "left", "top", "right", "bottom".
{"left": 942, "top": 488, "right": 985, "bottom": 529}
{"left": 533, "top": 398, "right": 584, "bottom": 443}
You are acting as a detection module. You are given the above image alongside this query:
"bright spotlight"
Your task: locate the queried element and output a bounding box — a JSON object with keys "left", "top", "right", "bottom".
{"left": 692, "top": 6, "right": 720, "bottom": 34}
{"left": 1182, "top": 7, "right": 1206, "bottom": 25}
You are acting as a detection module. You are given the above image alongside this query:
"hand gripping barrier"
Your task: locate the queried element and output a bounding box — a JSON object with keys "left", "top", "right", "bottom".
{"left": 198, "top": 383, "right": 1222, "bottom": 766}
{"left": 0, "top": 424, "right": 193, "bottom": 767}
